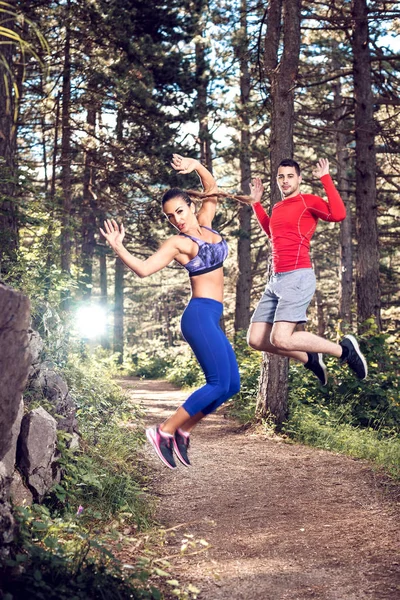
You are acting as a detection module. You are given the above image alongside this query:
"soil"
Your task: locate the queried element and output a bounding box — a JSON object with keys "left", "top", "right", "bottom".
{"left": 120, "top": 378, "right": 400, "bottom": 600}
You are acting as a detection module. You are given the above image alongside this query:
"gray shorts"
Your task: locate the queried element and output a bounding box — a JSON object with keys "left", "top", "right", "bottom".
{"left": 251, "top": 268, "right": 316, "bottom": 324}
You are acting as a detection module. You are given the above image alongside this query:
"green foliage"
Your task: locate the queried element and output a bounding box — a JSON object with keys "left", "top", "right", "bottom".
{"left": 52, "top": 351, "right": 151, "bottom": 527}
{"left": 166, "top": 346, "right": 204, "bottom": 389}
{"left": 0, "top": 505, "right": 163, "bottom": 600}
{"left": 228, "top": 331, "right": 262, "bottom": 422}
{"left": 287, "top": 327, "right": 400, "bottom": 436}
{"left": 283, "top": 403, "right": 400, "bottom": 479}
{"left": 128, "top": 340, "right": 176, "bottom": 380}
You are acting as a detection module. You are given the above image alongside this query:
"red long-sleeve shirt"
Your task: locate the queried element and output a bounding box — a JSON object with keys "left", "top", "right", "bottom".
{"left": 252, "top": 174, "right": 346, "bottom": 273}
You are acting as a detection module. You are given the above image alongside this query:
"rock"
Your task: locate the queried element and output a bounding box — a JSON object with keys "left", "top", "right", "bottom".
{"left": 0, "top": 284, "right": 31, "bottom": 554}
{"left": 27, "top": 328, "right": 44, "bottom": 377}
{"left": 0, "top": 399, "right": 24, "bottom": 476}
{"left": 69, "top": 432, "right": 80, "bottom": 451}
{"left": 0, "top": 284, "right": 31, "bottom": 462}
{"left": 17, "top": 407, "right": 60, "bottom": 502}
{"left": 0, "top": 466, "right": 16, "bottom": 554}
{"left": 9, "top": 471, "right": 33, "bottom": 507}
{"left": 31, "top": 364, "right": 78, "bottom": 433}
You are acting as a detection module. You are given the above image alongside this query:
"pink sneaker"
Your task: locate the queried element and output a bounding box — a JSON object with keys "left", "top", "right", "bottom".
{"left": 173, "top": 428, "right": 191, "bottom": 466}
{"left": 146, "top": 426, "right": 176, "bottom": 469}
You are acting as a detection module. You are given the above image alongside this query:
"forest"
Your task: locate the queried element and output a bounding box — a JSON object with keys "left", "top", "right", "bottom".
{"left": 0, "top": 0, "right": 399, "bottom": 599}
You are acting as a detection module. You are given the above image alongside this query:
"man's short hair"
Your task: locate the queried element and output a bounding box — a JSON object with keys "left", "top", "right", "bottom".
{"left": 278, "top": 159, "right": 301, "bottom": 176}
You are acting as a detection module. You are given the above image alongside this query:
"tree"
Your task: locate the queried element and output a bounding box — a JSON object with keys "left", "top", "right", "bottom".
{"left": 351, "top": 0, "right": 381, "bottom": 328}
{"left": 256, "top": 0, "right": 301, "bottom": 428}
{"left": 233, "top": 0, "right": 253, "bottom": 335}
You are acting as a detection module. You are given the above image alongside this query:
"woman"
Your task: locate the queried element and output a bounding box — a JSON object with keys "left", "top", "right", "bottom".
{"left": 100, "top": 154, "right": 240, "bottom": 469}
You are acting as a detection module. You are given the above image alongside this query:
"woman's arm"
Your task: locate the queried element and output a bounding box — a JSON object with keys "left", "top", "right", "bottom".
{"left": 249, "top": 177, "right": 271, "bottom": 237}
{"left": 171, "top": 154, "right": 218, "bottom": 226}
{"left": 100, "top": 219, "right": 181, "bottom": 278}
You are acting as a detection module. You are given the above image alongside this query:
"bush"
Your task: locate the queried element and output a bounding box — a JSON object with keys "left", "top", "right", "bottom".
{"left": 50, "top": 350, "right": 152, "bottom": 527}
{"left": 1, "top": 504, "right": 162, "bottom": 600}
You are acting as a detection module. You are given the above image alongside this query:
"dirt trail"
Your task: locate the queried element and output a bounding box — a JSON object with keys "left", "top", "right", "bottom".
{"left": 121, "top": 378, "right": 399, "bottom": 600}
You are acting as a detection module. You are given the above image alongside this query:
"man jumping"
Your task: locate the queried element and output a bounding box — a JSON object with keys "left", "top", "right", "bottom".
{"left": 247, "top": 157, "right": 367, "bottom": 385}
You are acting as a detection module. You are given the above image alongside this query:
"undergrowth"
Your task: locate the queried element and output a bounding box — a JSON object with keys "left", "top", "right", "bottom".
{"left": 1, "top": 349, "right": 176, "bottom": 600}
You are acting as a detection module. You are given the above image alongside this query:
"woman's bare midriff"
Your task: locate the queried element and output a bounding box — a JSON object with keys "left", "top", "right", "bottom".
{"left": 189, "top": 268, "right": 224, "bottom": 303}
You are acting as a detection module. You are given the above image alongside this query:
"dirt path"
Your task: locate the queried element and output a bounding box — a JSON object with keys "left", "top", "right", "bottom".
{"left": 121, "top": 378, "right": 399, "bottom": 600}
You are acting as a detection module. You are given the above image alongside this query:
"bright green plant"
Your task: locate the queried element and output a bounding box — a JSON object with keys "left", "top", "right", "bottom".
{"left": 0, "top": 504, "right": 163, "bottom": 600}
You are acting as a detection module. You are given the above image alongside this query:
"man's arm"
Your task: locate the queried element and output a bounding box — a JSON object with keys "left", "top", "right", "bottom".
{"left": 310, "top": 158, "right": 346, "bottom": 222}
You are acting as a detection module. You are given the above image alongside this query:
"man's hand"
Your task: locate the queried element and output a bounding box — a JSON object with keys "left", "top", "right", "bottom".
{"left": 100, "top": 219, "right": 125, "bottom": 249}
{"left": 171, "top": 154, "right": 201, "bottom": 175}
{"left": 313, "top": 158, "right": 329, "bottom": 179}
{"left": 249, "top": 177, "right": 264, "bottom": 204}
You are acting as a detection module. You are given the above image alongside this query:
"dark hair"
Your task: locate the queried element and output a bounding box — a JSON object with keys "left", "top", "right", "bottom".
{"left": 278, "top": 159, "right": 301, "bottom": 176}
{"left": 161, "top": 188, "right": 192, "bottom": 207}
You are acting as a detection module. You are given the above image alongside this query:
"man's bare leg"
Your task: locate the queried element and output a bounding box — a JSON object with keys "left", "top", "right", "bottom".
{"left": 270, "top": 321, "right": 342, "bottom": 356}
{"left": 247, "top": 321, "right": 309, "bottom": 362}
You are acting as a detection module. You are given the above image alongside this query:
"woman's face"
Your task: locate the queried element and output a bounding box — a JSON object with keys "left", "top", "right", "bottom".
{"left": 163, "top": 197, "right": 196, "bottom": 233}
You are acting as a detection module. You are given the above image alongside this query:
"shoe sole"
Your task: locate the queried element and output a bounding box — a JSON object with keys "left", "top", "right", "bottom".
{"left": 146, "top": 427, "right": 176, "bottom": 469}
{"left": 317, "top": 353, "right": 328, "bottom": 386}
{"left": 344, "top": 334, "right": 368, "bottom": 379}
{"left": 173, "top": 437, "right": 191, "bottom": 467}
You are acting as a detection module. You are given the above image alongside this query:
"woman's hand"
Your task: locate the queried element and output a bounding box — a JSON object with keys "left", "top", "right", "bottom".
{"left": 312, "top": 158, "right": 329, "bottom": 179}
{"left": 99, "top": 219, "right": 125, "bottom": 249}
{"left": 171, "top": 154, "right": 201, "bottom": 175}
{"left": 249, "top": 177, "right": 264, "bottom": 204}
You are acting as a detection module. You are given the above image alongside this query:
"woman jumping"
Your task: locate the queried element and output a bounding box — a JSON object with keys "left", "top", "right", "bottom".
{"left": 100, "top": 155, "right": 240, "bottom": 469}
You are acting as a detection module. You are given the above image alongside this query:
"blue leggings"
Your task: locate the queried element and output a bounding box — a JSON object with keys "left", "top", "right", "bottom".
{"left": 180, "top": 298, "right": 240, "bottom": 417}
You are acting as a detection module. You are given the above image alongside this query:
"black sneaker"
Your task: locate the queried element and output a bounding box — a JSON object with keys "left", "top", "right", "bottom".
{"left": 340, "top": 335, "right": 368, "bottom": 380}
{"left": 173, "top": 429, "right": 191, "bottom": 467}
{"left": 304, "top": 352, "right": 328, "bottom": 386}
{"left": 146, "top": 426, "right": 176, "bottom": 469}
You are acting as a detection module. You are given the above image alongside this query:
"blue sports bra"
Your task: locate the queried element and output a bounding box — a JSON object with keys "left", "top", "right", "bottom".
{"left": 178, "top": 226, "right": 228, "bottom": 277}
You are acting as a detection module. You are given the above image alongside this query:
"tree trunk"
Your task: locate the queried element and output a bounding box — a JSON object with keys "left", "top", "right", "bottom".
{"left": 351, "top": 0, "right": 381, "bottom": 328}
{"left": 195, "top": 3, "right": 212, "bottom": 171}
{"left": 234, "top": 0, "right": 253, "bottom": 335}
{"left": 80, "top": 105, "right": 97, "bottom": 300}
{"left": 331, "top": 41, "right": 353, "bottom": 327}
{"left": 113, "top": 110, "right": 125, "bottom": 363}
{"left": 60, "top": 4, "right": 72, "bottom": 309}
{"left": 0, "top": 17, "right": 18, "bottom": 274}
{"left": 333, "top": 69, "right": 353, "bottom": 327}
{"left": 257, "top": 0, "right": 301, "bottom": 428}
{"left": 44, "top": 93, "right": 61, "bottom": 300}
{"left": 99, "top": 247, "right": 110, "bottom": 349}
{"left": 114, "top": 257, "right": 124, "bottom": 364}
{"left": 313, "top": 262, "right": 326, "bottom": 337}
{"left": 256, "top": 348, "right": 288, "bottom": 426}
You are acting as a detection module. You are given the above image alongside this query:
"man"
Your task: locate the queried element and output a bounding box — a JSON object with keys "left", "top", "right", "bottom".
{"left": 247, "top": 157, "right": 367, "bottom": 384}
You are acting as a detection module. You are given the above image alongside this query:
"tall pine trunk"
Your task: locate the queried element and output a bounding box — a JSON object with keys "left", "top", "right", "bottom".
{"left": 0, "top": 15, "right": 18, "bottom": 274}
{"left": 114, "top": 257, "right": 124, "bottom": 364}
{"left": 234, "top": 0, "right": 252, "bottom": 336}
{"left": 113, "top": 110, "right": 125, "bottom": 363}
{"left": 80, "top": 104, "right": 97, "bottom": 300}
{"left": 195, "top": 3, "right": 212, "bottom": 172}
{"left": 60, "top": 3, "right": 72, "bottom": 309}
{"left": 256, "top": 0, "right": 301, "bottom": 428}
{"left": 333, "top": 59, "right": 353, "bottom": 328}
{"left": 351, "top": 0, "right": 381, "bottom": 328}
{"left": 99, "top": 247, "right": 110, "bottom": 349}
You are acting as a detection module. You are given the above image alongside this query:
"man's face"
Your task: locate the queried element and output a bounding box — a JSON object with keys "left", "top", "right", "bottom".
{"left": 277, "top": 166, "right": 302, "bottom": 198}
